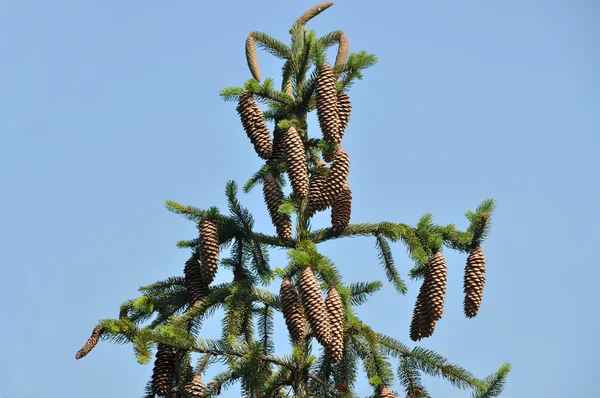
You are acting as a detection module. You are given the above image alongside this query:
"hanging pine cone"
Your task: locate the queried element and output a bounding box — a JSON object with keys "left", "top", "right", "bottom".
{"left": 322, "top": 146, "right": 350, "bottom": 206}
{"left": 269, "top": 124, "right": 286, "bottom": 164}
{"left": 337, "top": 92, "right": 352, "bottom": 134}
{"left": 325, "top": 286, "right": 344, "bottom": 363}
{"left": 199, "top": 219, "right": 219, "bottom": 286}
{"left": 335, "top": 32, "right": 349, "bottom": 67}
{"left": 423, "top": 250, "right": 448, "bottom": 322}
{"left": 152, "top": 343, "right": 178, "bottom": 397}
{"left": 245, "top": 34, "right": 260, "bottom": 81}
{"left": 308, "top": 161, "right": 329, "bottom": 214}
{"left": 409, "top": 283, "right": 436, "bottom": 342}
{"left": 380, "top": 386, "right": 397, "bottom": 398}
{"left": 184, "top": 374, "right": 207, "bottom": 398}
{"left": 184, "top": 254, "right": 208, "bottom": 305}
{"left": 331, "top": 181, "right": 352, "bottom": 234}
{"left": 463, "top": 245, "right": 487, "bottom": 318}
{"left": 299, "top": 267, "right": 330, "bottom": 347}
{"left": 284, "top": 125, "right": 308, "bottom": 198}
{"left": 296, "top": 2, "right": 334, "bottom": 25}
{"left": 75, "top": 324, "right": 103, "bottom": 359}
{"left": 236, "top": 91, "right": 272, "bottom": 159}
{"left": 316, "top": 63, "right": 342, "bottom": 144}
{"left": 263, "top": 172, "right": 292, "bottom": 240}
{"left": 280, "top": 278, "right": 306, "bottom": 342}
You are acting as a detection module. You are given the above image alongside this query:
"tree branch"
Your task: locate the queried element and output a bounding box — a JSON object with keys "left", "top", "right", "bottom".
{"left": 307, "top": 373, "right": 342, "bottom": 396}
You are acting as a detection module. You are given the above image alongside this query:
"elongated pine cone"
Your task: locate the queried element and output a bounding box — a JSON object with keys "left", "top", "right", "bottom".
{"left": 152, "top": 343, "right": 178, "bottom": 397}
{"left": 316, "top": 63, "right": 342, "bottom": 144}
{"left": 331, "top": 182, "right": 352, "bottom": 234}
{"left": 184, "top": 374, "right": 206, "bottom": 398}
{"left": 236, "top": 92, "right": 272, "bottom": 159}
{"left": 299, "top": 267, "right": 330, "bottom": 346}
{"left": 380, "top": 386, "right": 397, "bottom": 398}
{"left": 424, "top": 250, "right": 448, "bottom": 321}
{"left": 280, "top": 278, "right": 306, "bottom": 342}
{"left": 464, "top": 245, "right": 487, "bottom": 318}
{"left": 335, "top": 32, "right": 349, "bottom": 67}
{"left": 296, "top": 2, "right": 334, "bottom": 25}
{"left": 322, "top": 147, "right": 350, "bottom": 206}
{"left": 184, "top": 254, "right": 209, "bottom": 305}
{"left": 263, "top": 172, "right": 292, "bottom": 240}
{"left": 75, "top": 324, "right": 103, "bottom": 359}
{"left": 308, "top": 161, "right": 329, "bottom": 214}
{"left": 245, "top": 34, "right": 260, "bottom": 81}
{"left": 337, "top": 92, "right": 352, "bottom": 134}
{"left": 325, "top": 287, "right": 344, "bottom": 363}
{"left": 285, "top": 126, "right": 308, "bottom": 198}
{"left": 409, "top": 282, "right": 436, "bottom": 341}
{"left": 199, "top": 219, "right": 219, "bottom": 286}
{"left": 269, "top": 124, "right": 286, "bottom": 164}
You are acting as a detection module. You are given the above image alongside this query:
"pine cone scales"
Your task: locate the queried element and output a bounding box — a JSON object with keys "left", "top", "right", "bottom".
{"left": 380, "top": 386, "right": 397, "bottom": 398}
{"left": 322, "top": 147, "right": 350, "bottom": 205}
{"left": 424, "top": 250, "right": 448, "bottom": 321}
{"left": 325, "top": 287, "right": 344, "bottom": 363}
{"left": 464, "top": 246, "right": 487, "bottom": 318}
{"left": 280, "top": 279, "right": 306, "bottom": 342}
{"left": 236, "top": 92, "right": 273, "bottom": 159}
{"left": 270, "top": 125, "right": 286, "bottom": 163}
{"left": 245, "top": 34, "right": 260, "bottom": 81}
{"left": 284, "top": 126, "right": 309, "bottom": 198}
{"left": 185, "top": 374, "right": 206, "bottom": 397}
{"left": 75, "top": 325, "right": 103, "bottom": 359}
{"left": 308, "top": 161, "right": 329, "bottom": 213}
{"left": 331, "top": 182, "right": 352, "bottom": 234}
{"left": 299, "top": 267, "right": 330, "bottom": 346}
{"left": 263, "top": 172, "right": 292, "bottom": 240}
{"left": 337, "top": 92, "right": 352, "bottom": 134}
{"left": 184, "top": 254, "right": 208, "bottom": 305}
{"left": 152, "top": 343, "right": 178, "bottom": 396}
{"left": 316, "top": 64, "right": 342, "bottom": 144}
{"left": 200, "top": 219, "right": 219, "bottom": 286}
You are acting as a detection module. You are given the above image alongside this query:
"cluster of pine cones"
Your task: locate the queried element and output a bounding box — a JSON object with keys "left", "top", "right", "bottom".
{"left": 410, "top": 246, "right": 488, "bottom": 341}
{"left": 280, "top": 267, "right": 345, "bottom": 363}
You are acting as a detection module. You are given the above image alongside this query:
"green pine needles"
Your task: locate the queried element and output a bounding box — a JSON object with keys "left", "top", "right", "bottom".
{"left": 75, "top": 3, "right": 510, "bottom": 397}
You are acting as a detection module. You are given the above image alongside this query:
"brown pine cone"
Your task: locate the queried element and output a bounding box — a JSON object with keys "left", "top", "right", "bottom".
{"left": 236, "top": 91, "right": 272, "bottom": 159}
{"left": 245, "top": 34, "right": 260, "bottom": 81}
{"left": 316, "top": 64, "right": 342, "bottom": 144}
{"left": 184, "top": 254, "right": 209, "bottom": 305}
{"left": 325, "top": 287, "right": 344, "bottom": 363}
{"left": 335, "top": 32, "right": 349, "bottom": 67}
{"left": 322, "top": 147, "right": 350, "bottom": 206}
{"left": 423, "top": 250, "right": 447, "bottom": 322}
{"left": 284, "top": 126, "right": 308, "bottom": 198}
{"left": 296, "top": 2, "right": 334, "bottom": 25}
{"left": 75, "top": 324, "right": 103, "bottom": 359}
{"left": 184, "top": 374, "right": 206, "bottom": 398}
{"left": 269, "top": 124, "right": 286, "bottom": 164}
{"left": 331, "top": 181, "right": 351, "bottom": 234}
{"left": 263, "top": 172, "right": 292, "bottom": 240}
{"left": 380, "top": 386, "right": 397, "bottom": 398}
{"left": 463, "top": 245, "right": 487, "bottom": 318}
{"left": 337, "top": 92, "right": 352, "bottom": 134}
{"left": 280, "top": 278, "right": 306, "bottom": 342}
{"left": 152, "top": 343, "right": 178, "bottom": 397}
{"left": 299, "top": 267, "right": 330, "bottom": 347}
{"left": 199, "top": 219, "right": 219, "bottom": 286}
{"left": 308, "top": 161, "right": 329, "bottom": 214}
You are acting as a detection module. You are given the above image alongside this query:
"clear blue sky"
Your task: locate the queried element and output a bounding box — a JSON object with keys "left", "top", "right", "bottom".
{"left": 1, "top": 1, "right": 598, "bottom": 397}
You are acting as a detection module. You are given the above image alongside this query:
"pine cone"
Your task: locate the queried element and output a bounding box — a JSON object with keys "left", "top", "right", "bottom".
{"left": 263, "top": 172, "right": 292, "bottom": 240}
{"left": 269, "top": 124, "right": 286, "bottom": 164}
{"left": 280, "top": 278, "right": 306, "bottom": 342}
{"left": 335, "top": 32, "right": 349, "bottom": 67}
{"left": 285, "top": 126, "right": 308, "bottom": 198}
{"left": 380, "top": 386, "right": 397, "bottom": 398}
{"left": 423, "top": 250, "right": 447, "bottom": 322}
{"left": 331, "top": 182, "right": 351, "bottom": 234}
{"left": 152, "top": 343, "right": 178, "bottom": 397}
{"left": 184, "top": 254, "right": 208, "bottom": 305}
{"left": 337, "top": 92, "right": 352, "bottom": 134}
{"left": 325, "top": 287, "right": 344, "bottom": 363}
{"left": 245, "top": 34, "right": 260, "bottom": 81}
{"left": 296, "top": 2, "right": 334, "bottom": 25}
{"left": 236, "top": 91, "right": 273, "bottom": 159}
{"left": 75, "top": 324, "right": 103, "bottom": 359}
{"left": 200, "top": 219, "right": 219, "bottom": 286}
{"left": 409, "top": 283, "right": 436, "bottom": 342}
{"left": 322, "top": 147, "right": 350, "bottom": 206}
{"left": 308, "top": 161, "right": 329, "bottom": 214}
{"left": 463, "top": 245, "right": 486, "bottom": 318}
{"left": 316, "top": 64, "right": 342, "bottom": 144}
{"left": 184, "top": 374, "right": 206, "bottom": 398}
{"left": 299, "top": 267, "right": 330, "bottom": 346}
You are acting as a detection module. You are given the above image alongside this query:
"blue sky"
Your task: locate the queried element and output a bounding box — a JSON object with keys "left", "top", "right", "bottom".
{"left": 1, "top": 1, "right": 598, "bottom": 397}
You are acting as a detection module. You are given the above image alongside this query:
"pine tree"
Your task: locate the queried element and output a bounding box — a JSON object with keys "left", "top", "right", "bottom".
{"left": 76, "top": 4, "right": 510, "bottom": 397}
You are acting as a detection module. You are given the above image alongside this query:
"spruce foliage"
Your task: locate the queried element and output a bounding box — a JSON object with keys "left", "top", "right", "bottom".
{"left": 76, "top": 3, "right": 510, "bottom": 397}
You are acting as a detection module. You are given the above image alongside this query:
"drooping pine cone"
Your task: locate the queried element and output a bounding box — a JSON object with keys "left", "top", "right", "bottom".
{"left": 75, "top": 324, "right": 103, "bottom": 359}
{"left": 423, "top": 250, "right": 448, "bottom": 322}
{"left": 263, "top": 172, "right": 292, "bottom": 240}
{"left": 316, "top": 63, "right": 342, "bottom": 144}
{"left": 322, "top": 147, "right": 350, "bottom": 206}
{"left": 245, "top": 34, "right": 260, "bottom": 81}
{"left": 325, "top": 286, "right": 344, "bottom": 363}
{"left": 337, "top": 92, "right": 352, "bottom": 134}
{"left": 184, "top": 254, "right": 209, "bottom": 305}
{"left": 280, "top": 278, "right": 306, "bottom": 342}
{"left": 464, "top": 245, "right": 487, "bottom": 318}
{"left": 284, "top": 126, "right": 308, "bottom": 198}
{"left": 335, "top": 32, "right": 349, "bottom": 67}
{"left": 380, "top": 386, "right": 397, "bottom": 398}
{"left": 409, "top": 282, "right": 436, "bottom": 342}
{"left": 152, "top": 343, "right": 178, "bottom": 397}
{"left": 296, "top": 2, "right": 334, "bottom": 25}
{"left": 308, "top": 161, "right": 329, "bottom": 214}
{"left": 236, "top": 91, "right": 272, "bottom": 159}
{"left": 184, "top": 374, "right": 207, "bottom": 398}
{"left": 199, "top": 219, "right": 219, "bottom": 286}
{"left": 299, "top": 267, "right": 330, "bottom": 347}
{"left": 269, "top": 124, "right": 286, "bottom": 163}
{"left": 331, "top": 181, "right": 352, "bottom": 234}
